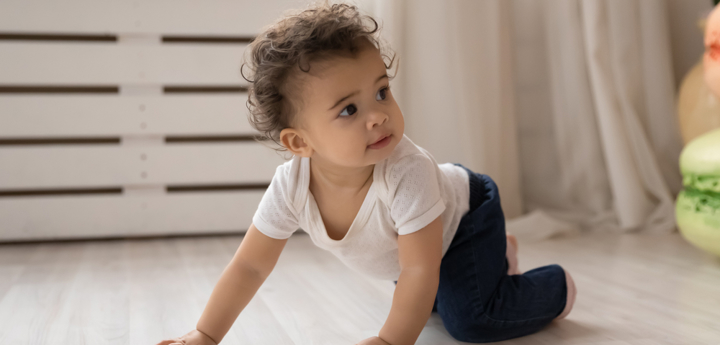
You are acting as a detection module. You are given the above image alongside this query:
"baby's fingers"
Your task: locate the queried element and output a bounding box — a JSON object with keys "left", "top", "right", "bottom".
{"left": 155, "top": 338, "right": 184, "bottom": 345}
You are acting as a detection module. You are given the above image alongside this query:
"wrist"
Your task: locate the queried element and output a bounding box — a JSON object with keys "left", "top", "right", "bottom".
{"left": 377, "top": 336, "right": 392, "bottom": 345}
{"left": 196, "top": 328, "right": 219, "bottom": 345}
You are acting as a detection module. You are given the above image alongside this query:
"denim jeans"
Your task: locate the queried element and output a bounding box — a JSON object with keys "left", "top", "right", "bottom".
{"left": 395, "top": 164, "right": 567, "bottom": 343}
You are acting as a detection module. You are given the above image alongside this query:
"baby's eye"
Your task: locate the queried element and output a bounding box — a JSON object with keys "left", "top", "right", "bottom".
{"left": 339, "top": 104, "right": 357, "bottom": 117}
{"left": 376, "top": 87, "right": 389, "bottom": 101}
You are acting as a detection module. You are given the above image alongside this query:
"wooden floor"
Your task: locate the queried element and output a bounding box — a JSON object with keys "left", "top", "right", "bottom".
{"left": 0, "top": 231, "right": 719, "bottom": 345}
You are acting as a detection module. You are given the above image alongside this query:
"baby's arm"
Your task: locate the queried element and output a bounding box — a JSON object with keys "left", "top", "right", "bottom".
{"left": 377, "top": 216, "right": 443, "bottom": 345}
{"left": 158, "top": 223, "right": 288, "bottom": 345}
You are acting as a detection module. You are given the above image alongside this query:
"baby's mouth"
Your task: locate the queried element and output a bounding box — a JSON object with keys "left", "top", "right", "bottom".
{"left": 371, "top": 135, "right": 388, "bottom": 145}
{"left": 367, "top": 134, "right": 392, "bottom": 149}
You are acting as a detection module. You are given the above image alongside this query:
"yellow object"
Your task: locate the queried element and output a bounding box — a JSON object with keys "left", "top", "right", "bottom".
{"left": 677, "top": 18, "right": 720, "bottom": 144}
{"left": 678, "top": 58, "right": 720, "bottom": 144}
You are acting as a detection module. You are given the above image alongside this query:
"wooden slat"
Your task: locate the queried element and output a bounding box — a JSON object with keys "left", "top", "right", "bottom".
{"left": 0, "top": 42, "right": 248, "bottom": 85}
{"left": 0, "top": 95, "right": 255, "bottom": 137}
{"left": 0, "top": 32, "right": 117, "bottom": 42}
{"left": 0, "top": 191, "right": 265, "bottom": 241}
{"left": 0, "top": 0, "right": 307, "bottom": 36}
{"left": 0, "top": 142, "right": 289, "bottom": 189}
{"left": 0, "top": 137, "right": 120, "bottom": 145}
{"left": 0, "top": 86, "right": 118, "bottom": 94}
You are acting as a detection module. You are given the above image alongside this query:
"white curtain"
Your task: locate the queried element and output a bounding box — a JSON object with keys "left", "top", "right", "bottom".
{"left": 360, "top": 0, "right": 685, "bottom": 239}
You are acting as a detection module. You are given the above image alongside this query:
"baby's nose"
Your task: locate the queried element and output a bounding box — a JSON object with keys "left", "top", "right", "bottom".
{"left": 367, "top": 111, "right": 388, "bottom": 128}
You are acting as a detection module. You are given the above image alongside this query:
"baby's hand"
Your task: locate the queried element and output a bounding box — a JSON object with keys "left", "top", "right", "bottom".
{"left": 355, "top": 336, "right": 392, "bottom": 345}
{"left": 155, "top": 329, "right": 218, "bottom": 345}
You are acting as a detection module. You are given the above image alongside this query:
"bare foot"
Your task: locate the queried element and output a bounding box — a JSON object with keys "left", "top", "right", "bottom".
{"left": 506, "top": 233, "right": 521, "bottom": 275}
{"left": 556, "top": 270, "right": 577, "bottom": 320}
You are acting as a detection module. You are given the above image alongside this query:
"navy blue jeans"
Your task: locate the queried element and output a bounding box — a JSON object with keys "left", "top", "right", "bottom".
{"left": 395, "top": 164, "right": 567, "bottom": 343}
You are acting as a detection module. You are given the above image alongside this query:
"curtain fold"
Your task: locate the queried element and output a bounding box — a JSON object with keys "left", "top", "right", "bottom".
{"left": 582, "top": 0, "right": 680, "bottom": 232}
{"left": 362, "top": 0, "right": 684, "bottom": 239}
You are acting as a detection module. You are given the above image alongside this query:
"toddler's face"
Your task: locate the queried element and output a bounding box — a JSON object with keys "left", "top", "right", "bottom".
{"left": 283, "top": 40, "right": 404, "bottom": 169}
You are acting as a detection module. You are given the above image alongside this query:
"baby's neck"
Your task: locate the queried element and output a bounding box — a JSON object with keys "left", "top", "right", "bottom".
{"left": 308, "top": 157, "right": 374, "bottom": 193}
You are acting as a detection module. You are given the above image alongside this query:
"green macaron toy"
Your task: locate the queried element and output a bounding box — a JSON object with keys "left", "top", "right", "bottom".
{"left": 676, "top": 128, "right": 720, "bottom": 256}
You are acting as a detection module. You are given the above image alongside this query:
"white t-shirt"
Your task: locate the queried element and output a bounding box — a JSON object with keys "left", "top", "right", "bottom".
{"left": 252, "top": 134, "right": 470, "bottom": 280}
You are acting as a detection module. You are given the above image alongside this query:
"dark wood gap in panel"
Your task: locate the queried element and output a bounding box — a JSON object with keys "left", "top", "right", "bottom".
{"left": 0, "top": 32, "right": 117, "bottom": 42}
{"left": 0, "top": 85, "right": 119, "bottom": 94}
{"left": 162, "top": 35, "right": 254, "bottom": 44}
{"left": 0, "top": 230, "right": 269, "bottom": 245}
{"left": 164, "top": 86, "right": 247, "bottom": 94}
{"left": 166, "top": 183, "right": 269, "bottom": 193}
{"left": 0, "top": 187, "right": 123, "bottom": 197}
{"left": 0, "top": 137, "right": 120, "bottom": 145}
{"left": 165, "top": 135, "right": 260, "bottom": 143}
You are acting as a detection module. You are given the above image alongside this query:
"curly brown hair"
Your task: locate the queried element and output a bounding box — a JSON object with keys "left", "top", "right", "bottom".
{"left": 241, "top": 1, "right": 396, "bottom": 153}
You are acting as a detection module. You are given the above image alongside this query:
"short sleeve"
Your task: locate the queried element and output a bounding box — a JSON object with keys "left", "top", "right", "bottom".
{"left": 388, "top": 154, "right": 446, "bottom": 235}
{"left": 252, "top": 164, "right": 300, "bottom": 239}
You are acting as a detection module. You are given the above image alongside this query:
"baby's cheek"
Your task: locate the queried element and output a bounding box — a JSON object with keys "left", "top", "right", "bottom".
{"left": 336, "top": 143, "right": 364, "bottom": 164}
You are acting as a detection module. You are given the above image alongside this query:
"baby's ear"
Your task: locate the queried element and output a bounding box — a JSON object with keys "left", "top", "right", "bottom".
{"left": 280, "top": 128, "right": 313, "bottom": 157}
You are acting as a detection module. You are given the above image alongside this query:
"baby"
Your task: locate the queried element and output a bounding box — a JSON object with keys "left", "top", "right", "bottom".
{"left": 157, "top": 3, "right": 576, "bottom": 345}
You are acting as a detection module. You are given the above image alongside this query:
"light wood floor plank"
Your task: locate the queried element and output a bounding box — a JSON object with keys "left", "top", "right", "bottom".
{"left": 126, "top": 239, "right": 215, "bottom": 344}
{"left": 0, "top": 245, "right": 41, "bottom": 305}
{"left": 0, "top": 232, "right": 719, "bottom": 344}
{"left": 50, "top": 242, "right": 130, "bottom": 345}
{"left": 173, "top": 237, "right": 296, "bottom": 344}
{"left": 0, "top": 243, "right": 85, "bottom": 344}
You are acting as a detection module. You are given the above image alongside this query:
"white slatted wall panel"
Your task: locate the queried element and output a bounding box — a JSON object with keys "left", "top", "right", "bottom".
{"left": 0, "top": 0, "right": 308, "bottom": 241}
